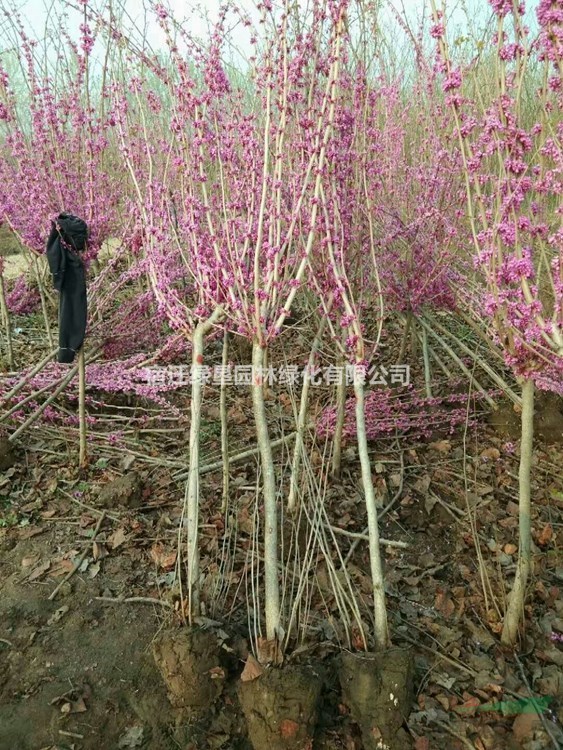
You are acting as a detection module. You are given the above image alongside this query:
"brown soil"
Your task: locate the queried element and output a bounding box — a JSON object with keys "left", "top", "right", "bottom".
{"left": 339, "top": 648, "right": 414, "bottom": 750}
{"left": 0, "top": 437, "right": 16, "bottom": 471}
{"left": 238, "top": 664, "right": 322, "bottom": 750}
{"left": 0, "top": 530, "right": 175, "bottom": 750}
{"left": 152, "top": 627, "right": 225, "bottom": 715}
{"left": 97, "top": 472, "right": 144, "bottom": 509}
{"left": 1, "top": 327, "right": 562, "bottom": 749}
{"left": 488, "top": 392, "right": 563, "bottom": 443}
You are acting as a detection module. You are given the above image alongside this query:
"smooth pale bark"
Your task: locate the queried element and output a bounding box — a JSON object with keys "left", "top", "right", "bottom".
{"left": 0, "top": 274, "right": 14, "bottom": 368}
{"left": 78, "top": 347, "right": 87, "bottom": 467}
{"left": 252, "top": 341, "right": 281, "bottom": 642}
{"left": 220, "top": 330, "right": 230, "bottom": 513}
{"left": 397, "top": 311, "right": 413, "bottom": 364}
{"left": 501, "top": 378, "right": 534, "bottom": 646}
{"left": 421, "top": 326, "right": 433, "bottom": 398}
{"left": 287, "top": 317, "right": 326, "bottom": 513}
{"left": 332, "top": 351, "right": 346, "bottom": 478}
{"left": 354, "top": 376, "right": 389, "bottom": 650}
{"left": 186, "top": 308, "right": 224, "bottom": 620}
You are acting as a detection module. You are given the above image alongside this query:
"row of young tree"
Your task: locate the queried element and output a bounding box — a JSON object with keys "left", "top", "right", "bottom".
{"left": 0, "top": 0, "right": 561, "bottom": 656}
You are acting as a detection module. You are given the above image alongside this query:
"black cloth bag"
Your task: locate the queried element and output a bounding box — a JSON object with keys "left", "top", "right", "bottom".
{"left": 46, "top": 213, "right": 88, "bottom": 364}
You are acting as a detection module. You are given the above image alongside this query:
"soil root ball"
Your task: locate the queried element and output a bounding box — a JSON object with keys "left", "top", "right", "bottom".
{"left": 339, "top": 647, "right": 414, "bottom": 750}
{"left": 152, "top": 627, "right": 225, "bottom": 717}
{"left": 238, "top": 664, "right": 322, "bottom": 750}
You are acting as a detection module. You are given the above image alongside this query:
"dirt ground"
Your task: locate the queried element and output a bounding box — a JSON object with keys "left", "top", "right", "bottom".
{"left": 0, "top": 526, "right": 178, "bottom": 749}
{"left": 0, "top": 301, "right": 562, "bottom": 749}
{"left": 1, "top": 403, "right": 562, "bottom": 750}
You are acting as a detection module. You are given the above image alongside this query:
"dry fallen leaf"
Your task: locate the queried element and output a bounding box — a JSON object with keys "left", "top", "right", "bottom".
{"left": 28, "top": 560, "right": 51, "bottom": 582}
{"left": 434, "top": 588, "right": 456, "bottom": 619}
{"left": 48, "top": 559, "right": 75, "bottom": 577}
{"left": 149, "top": 543, "right": 177, "bottom": 570}
{"left": 47, "top": 606, "right": 69, "bottom": 626}
{"left": 512, "top": 712, "right": 542, "bottom": 743}
{"left": 227, "top": 406, "right": 246, "bottom": 425}
{"left": 68, "top": 697, "right": 88, "bottom": 714}
{"left": 108, "top": 527, "right": 127, "bottom": 549}
{"left": 481, "top": 447, "right": 500, "bottom": 460}
{"left": 18, "top": 526, "right": 44, "bottom": 540}
{"left": 429, "top": 440, "right": 451, "bottom": 454}
{"left": 240, "top": 654, "right": 263, "bottom": 682}
{"left": 20, "top": 500, "right": 43, "bottom": 513}
{"left": 21, "top": 555, "right": 40, "bottom": 569}
{"left": 424, "top": 494, "right": 438, "bottom": 514}
{"left": 118, "top": 725, "right": 145, "bottom": 748}
{"left": 537, "top": 523, "right": 553, "bottom": 547}
{"left": 208, "top": 666, "right": 225, "bottom": 680}
{"left": 92, "top": 541, "right": 108, "bottom": 561}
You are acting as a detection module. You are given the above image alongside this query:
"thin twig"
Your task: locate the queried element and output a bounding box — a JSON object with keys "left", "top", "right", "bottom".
{"left": 48, "top": 512, "right": 106, "bottom": 601}
{"left": 0, "top": 347, "right": 58, "bottom": 407}
{"left": 7, "top": 347, "right": 102, "bottom": 441}
{"left": 426, "top": 312, "right": 521, "bottom": 405}
{"left": 417, "top": 316, "right": 495, "bottom": 408}
{"left": 399, "top": 631, "right": 475, "bottom": 676}
{"left": 59, "top": 730, "right": 85, "bottom": 740}
{"left": 328, "top": 525, "right": 408, "bottom": 548}
{"left": 59, "top": 488, "right": 121, "bottom": 522}
{"left": 174, "top": 432, "right": 296, "bottom": 480}
{"left": 95, "top": 596, "right": 173, "bottom": 608}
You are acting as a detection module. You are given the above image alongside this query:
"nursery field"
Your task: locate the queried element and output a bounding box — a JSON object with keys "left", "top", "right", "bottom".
{"left": 0, "top": 0, "right": 562, "bottom": 749}
{"left": 0, "top": 311, "right": 562, "bottom": 750}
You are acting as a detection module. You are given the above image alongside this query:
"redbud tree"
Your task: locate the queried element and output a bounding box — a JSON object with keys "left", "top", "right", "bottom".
{"left": 104, "top": 0, "right": 349, "bottom": 646}
{"left": 431, "top": 0, "right": 563, "bottom": 645}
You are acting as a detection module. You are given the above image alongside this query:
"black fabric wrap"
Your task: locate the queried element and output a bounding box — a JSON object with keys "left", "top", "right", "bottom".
{"left": 46, "top": 213, "right": 88, "bottom": 364}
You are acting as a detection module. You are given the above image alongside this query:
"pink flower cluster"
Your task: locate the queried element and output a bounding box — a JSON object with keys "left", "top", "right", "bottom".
{"left": 433, "top": 2, "right": 563, "bottom": 392}
{"left": 5, "top": 275, "right": 40, "bottom": 315}
{"left": 316, "top": 386, "right": 485, "bottom": 442}
{"left": 537, "top": 0, "right": 563, "bottom": 65}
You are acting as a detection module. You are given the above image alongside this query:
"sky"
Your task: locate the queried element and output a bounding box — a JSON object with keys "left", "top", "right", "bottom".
{"left": 3, "top": 0, "right": 491, "bottom": 46}
{"left": 0, "top": 0, "right": 523, "bottom": 77}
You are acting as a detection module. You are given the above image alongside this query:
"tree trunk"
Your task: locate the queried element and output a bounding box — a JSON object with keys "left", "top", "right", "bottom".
{"left": 354, "top": 376, "right": 389, "bottom": 650}
{"left": 78, "top": 347, "right": 87, "bottom": 467}
{"left": 220, "top": 329, "right": 230, "bottom": 513}
{"left": 421, "top": 326, "right": 433, "bottom": 398}
{"left": 0, "top": 273, "right": 14, "bottom": 369}
{"left": 501, "top": 377, "right": 534, "bottom": 646}
{"left": 33, "top": 255, "right": 54, "bottom": 351}
{"left": 252, "top": 340, "right": 281, "bottom": 643}
{"left": 332, "top": 351, "right": 346, "bottom": 478}
{"left": 185, "top": 308, "right": 223, "bottom": 621}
